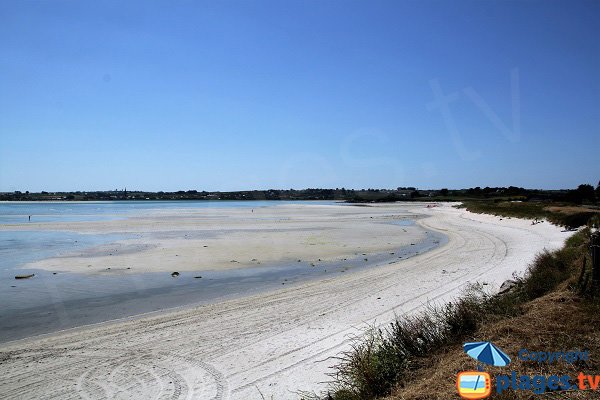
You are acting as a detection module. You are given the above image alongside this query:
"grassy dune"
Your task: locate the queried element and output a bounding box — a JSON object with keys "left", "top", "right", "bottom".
{"left": 311, "top": 209, "right": 599, "bottom": 400}
{"left": 460, "top": 200, "right": 599, "bottom": 229}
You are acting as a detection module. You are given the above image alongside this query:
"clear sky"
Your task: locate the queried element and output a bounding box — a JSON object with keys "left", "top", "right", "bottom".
{"left": 1, "top": 0, "right": 598, "bottom": 192}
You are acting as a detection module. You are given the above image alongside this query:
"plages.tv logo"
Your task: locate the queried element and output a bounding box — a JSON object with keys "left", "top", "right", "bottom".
{"left": 456, "top": 371, "right": 491, "bottom": 399}
{"left": 457, "top": 341, "right": 511, "bottom": 399}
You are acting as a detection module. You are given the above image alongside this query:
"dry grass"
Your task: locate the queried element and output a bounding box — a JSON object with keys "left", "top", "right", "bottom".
{"left": 387, "top": 285, "right": 600, "bottom": 399}
{"left": 545, "top": 206, "right": 600, "bottom": 214}
{"left": 461, "top": 200, "right": 600, "bottom": 229}
{"left": 319, "top": 227, "right": 599, "bottom": 400}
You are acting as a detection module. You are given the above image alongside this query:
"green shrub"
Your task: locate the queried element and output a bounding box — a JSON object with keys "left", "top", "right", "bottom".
{"left": 329, "top": 290, "right": 492, "bottom": 399}
{"left": 323, "top": 230, "right": 591, "bottom": 400}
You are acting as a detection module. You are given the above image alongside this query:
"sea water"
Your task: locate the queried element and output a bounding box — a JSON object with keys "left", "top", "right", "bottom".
{"left": 0, "top": 200, "right": 337, "bottom": 224}
{"left": 0, "top": 201, "right": 447, "bottom": 343}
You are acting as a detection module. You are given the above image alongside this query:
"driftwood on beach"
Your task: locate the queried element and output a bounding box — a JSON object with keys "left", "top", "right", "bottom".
{"left": 14, "top": 274, "right": 35, "bottom": 280}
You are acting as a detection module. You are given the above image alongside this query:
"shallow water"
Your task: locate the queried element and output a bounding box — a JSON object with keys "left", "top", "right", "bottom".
{"left": 0, "top": 200, "right": 338, "bottom": 224}
{"left": 0, "top": 201, "right": 447, "bottom": 343}
{"left": 0, "top": 230, "right": 134, "bottom": 273}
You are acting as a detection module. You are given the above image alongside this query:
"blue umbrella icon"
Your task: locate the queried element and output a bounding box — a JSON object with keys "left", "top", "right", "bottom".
{"left": 463, "top": 341, "right": 511, "bottom": 367}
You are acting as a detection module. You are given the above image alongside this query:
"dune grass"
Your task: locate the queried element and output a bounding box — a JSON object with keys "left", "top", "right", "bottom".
{"left": 305, "top": 226, "right": 596, "bottom": 400}
{"left": 460, "top": 200, "right": 599, "bottom": 229}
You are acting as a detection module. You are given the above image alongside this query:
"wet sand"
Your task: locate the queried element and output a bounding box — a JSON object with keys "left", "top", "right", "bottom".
{"left": 0, "top": 203, "right": 442, "bottom": 341}
{"left": 0, "top": 203, "right": 571, "bottom": 400}
{"left": 6, "top": 204, "right": 428, "bottom": 273}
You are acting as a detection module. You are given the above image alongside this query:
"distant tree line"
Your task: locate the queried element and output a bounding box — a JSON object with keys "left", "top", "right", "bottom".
{"left": 2, "top": 182, "right": 599, "bottom": 204}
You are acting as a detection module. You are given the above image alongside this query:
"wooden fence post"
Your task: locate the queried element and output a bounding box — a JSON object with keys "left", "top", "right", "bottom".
{"left": 591, "top": 232, "right": 600, "bottom": 285}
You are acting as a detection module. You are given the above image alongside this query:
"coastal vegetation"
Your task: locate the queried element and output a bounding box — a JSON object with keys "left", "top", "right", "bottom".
{"left": 305, "top": 210, "right": 599, "bottom": 400}
{"left": 452, "top": 183, "right": 599, "bottom": 228}
{"left": 459, "top": 200, "right": 599, "bottom": 229}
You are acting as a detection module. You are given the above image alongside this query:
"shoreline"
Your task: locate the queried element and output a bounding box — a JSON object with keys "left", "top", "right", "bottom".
{"left": 0, "top": 226, "right": 446, "bottom": 343}
{"left": 1, "top": 223, "right": 445, "bottom": 348}
{"left": 0, "top": 203, "right": 571, "bottom": 400}
{"left": 1, "top": 203, "right": 439, "bottom": 342}
{"left": 5, "top": 203, "right": 428, "bottom": 273}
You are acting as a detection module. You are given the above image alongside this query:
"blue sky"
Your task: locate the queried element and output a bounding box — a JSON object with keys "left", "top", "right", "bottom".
{"left": 1, "top": 0, "right": 598, "bottom": 192}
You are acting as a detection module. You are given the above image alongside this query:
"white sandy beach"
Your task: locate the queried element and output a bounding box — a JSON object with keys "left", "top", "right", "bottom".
{"left": 0, "top": 203, "right": 570, "bottom": 400}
